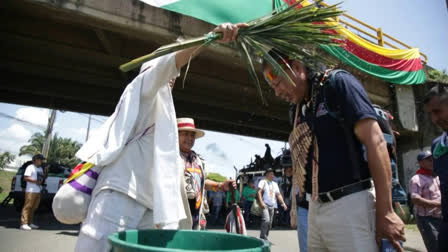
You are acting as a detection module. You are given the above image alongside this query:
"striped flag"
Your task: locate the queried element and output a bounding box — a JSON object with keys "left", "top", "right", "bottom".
{"left": 140, "top": 0, "right": 273, "bottom": 25}
{"left": 281, "top": 0, "right": 425, "bottom": 84}
{"left": 319, "top": 18, "right": 425, "bottom": 84}
{"left": 141, "top": 0, "right": 425, "bottom": 84}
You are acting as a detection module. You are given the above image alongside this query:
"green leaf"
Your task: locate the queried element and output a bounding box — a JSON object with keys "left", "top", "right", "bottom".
{"left": 243, "top": 36, "right": 296, "bottom": 87}
{"left": 238, "top": 40, "right": 267, "bottom": 106}
{"left": 119, "top": 1, "right": 344, "bottom": 104}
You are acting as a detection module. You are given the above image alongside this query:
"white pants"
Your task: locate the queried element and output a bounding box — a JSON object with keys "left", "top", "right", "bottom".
{"left": 307, "top": 189, "right": 378, "bottom": 252}
{"left": 75, "top": 190, "right": 155, "bottom": 252}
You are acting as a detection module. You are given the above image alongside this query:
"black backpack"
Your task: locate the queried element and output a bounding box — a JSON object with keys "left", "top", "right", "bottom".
{"left": 19, "top": 161, "right": 33, "bottom": 189}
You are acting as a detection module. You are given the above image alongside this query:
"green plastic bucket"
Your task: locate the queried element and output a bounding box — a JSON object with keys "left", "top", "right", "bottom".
{"left": 109, "top": 229, "right": 270, "bottom": 252}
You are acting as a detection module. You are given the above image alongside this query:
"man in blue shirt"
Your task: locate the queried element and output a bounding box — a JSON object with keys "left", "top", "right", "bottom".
{"left": 424, "top": 84, "right": 448, "bottom": 252}
{"left": 263, "top": 50, "right": 405, "bottom": 251}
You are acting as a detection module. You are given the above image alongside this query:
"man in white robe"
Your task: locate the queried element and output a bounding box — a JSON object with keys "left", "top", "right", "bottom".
{"left": 74, "top": 23, "right": 245, "bottom": 252}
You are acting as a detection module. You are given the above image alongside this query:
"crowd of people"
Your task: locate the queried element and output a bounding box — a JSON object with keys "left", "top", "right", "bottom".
{"left": 206, "top": 170, "right": 292, "bottom": 228}
{"left": 18, "top": 21, "right": 445, "bottom": 252}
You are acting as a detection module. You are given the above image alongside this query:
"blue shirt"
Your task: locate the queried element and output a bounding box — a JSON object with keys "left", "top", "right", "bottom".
{"left": 297, "top": 71, "right": 377, "bottom": 193}
{"left": 432, "top": 135, "right": 448, "bottom": 222}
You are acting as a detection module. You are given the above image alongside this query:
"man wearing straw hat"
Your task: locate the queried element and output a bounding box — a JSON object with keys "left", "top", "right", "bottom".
{"left": 73, "top": 24, "right": 245, "bottom": 252}
{"left": 177, "top": 117, "right": 235, "bottom": 230}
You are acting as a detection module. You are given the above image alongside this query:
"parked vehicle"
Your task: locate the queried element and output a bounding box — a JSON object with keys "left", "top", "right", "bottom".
{"left": 9, "top": 161, "right": 69, "bottom": 211}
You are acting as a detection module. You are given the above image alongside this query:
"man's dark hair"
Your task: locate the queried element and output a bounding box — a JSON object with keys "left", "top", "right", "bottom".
{"left": 424, "top": 84, "right": 448, "bottom": 104}
{"left": 32, "top": 153, "right": 45, "bottom": 161}
{"left": 262, "top": 49, "right": 325, "bottom": 72}
{"left": 261, "top": 49, "right": 292, "bottom": 70}
{"left": 262, "top": 49, "right": 323, "bottom": 89}
{"left": 265, "top": 168, "right": 274, "bottom": 176}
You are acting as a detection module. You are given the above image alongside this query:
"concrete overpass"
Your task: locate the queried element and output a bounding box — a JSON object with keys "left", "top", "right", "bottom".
{"left": 0, "top": 0, "right": 413, "bottom": 142}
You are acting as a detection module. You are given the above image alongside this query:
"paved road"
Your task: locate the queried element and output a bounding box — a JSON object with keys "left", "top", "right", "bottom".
{"left": 0, "top": 206, "right": 426, "bottom": 252}
{"left": 0, "top": 206, "right": 79, "bottom": 252}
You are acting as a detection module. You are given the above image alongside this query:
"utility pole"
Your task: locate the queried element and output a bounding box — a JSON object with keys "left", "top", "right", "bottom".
{"left": 85, "top": 114, "right": 91, "bottom": 142}
{"left": 42, "top": 109, "right": 57, "bottom": 158}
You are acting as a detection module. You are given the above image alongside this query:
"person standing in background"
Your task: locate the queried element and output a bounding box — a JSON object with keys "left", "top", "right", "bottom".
{"left": 279, "top": 167, "right": 293, "bottom": 226}
{"left": 209, "top": 191, "right": 225, "bottom": 225}
{"left": 178, "top": 118, "right": 235, "bottom": 230}
{"left": 257, "top": 168, "right": 287, "bottom": 241}
{"left": 409, "top": 150, "right": 441, "bottom": 252}
{"left": 241, "top": 180, "right": 257, "bottom": 224}
{"left": 20, "top": 154, "right": 46, "bottom": 231}
{"left": 423, "top": 84, "right": 448, "bottom": 251}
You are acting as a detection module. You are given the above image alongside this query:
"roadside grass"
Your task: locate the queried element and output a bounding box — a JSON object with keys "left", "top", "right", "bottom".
{"left": 405, "top": 224, "right": 419, "bottom": 232}
{"left": 395, "top": 204, "right": 417, "bottom": 225}
{"left": 0, "top": 170, "right": 15, "bottom": 204}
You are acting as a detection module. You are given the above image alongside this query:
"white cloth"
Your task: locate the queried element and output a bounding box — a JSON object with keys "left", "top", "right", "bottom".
{"left": 75, "top": 53, "right": 186, "bottom": 226}
{"left": 75, "top": 190, "right": 157, "bottom": 252}
{"left": 258, "top": 179, "right": 280, "bottom": 208}
{"left": 24, "top": 165, "right": 43, "bottom": 193}
{"left": 307, "top": 189, "right": 378, "bottom": 252}
{"left": 225, "top": 205, "right": 247, "bottom": 235}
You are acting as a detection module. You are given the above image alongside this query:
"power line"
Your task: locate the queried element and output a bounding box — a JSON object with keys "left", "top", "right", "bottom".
{"left": 0, "top": 112, "right": 46, "bottom": 130}
{"left": 78, "top": 113, "right": 105, "bottom": 124}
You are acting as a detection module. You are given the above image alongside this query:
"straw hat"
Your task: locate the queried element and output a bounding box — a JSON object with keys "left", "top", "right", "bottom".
{"left": 177, "top": 118, "right": 205, "bottom": 139}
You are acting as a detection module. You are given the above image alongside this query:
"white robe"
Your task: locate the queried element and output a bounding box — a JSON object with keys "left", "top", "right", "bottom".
{"left": 75, "top": 53, "right": 187, "bottom": 227}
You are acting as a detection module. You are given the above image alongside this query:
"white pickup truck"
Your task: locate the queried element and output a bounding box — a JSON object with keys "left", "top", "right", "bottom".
{"left": 8, "top": 161, "right": 70, "bottom": 211}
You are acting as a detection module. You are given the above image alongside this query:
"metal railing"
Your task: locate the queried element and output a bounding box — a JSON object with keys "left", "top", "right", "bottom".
{"left": 318, "top": 1, "right": 427, "bottom": 63}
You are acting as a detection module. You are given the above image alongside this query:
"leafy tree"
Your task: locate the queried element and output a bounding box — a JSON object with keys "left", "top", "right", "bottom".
{"left": 206, "top": 172, "right": 227, "bottom": 182}
{"left": 0, "top": 152, "right": 15, "bottom": 170}
{"left": 19, "top": 132, "right": 81, "bottom": 168}
{"left": 427, "top": 69, "right": 448, "bottom": 83}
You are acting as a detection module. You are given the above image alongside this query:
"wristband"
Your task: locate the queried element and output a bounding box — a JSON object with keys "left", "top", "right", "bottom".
{"left": 211, "top": 183, "right": 219, "bottom": 192}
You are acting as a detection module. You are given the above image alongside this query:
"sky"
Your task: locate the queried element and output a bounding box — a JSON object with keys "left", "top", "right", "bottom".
{"left": 0, "top": 103, "right": 286, "bottom": 178}
{"left": 326, "top": 0, "right": 448, "bottom": 72}
{"left": 1, "top": 0, "right": 447, "bottom": 177}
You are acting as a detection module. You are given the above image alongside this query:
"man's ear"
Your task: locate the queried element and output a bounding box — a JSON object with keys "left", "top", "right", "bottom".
{"left": 291, "top": 60, "right": 306, "bottom": 81}
{"left": 291, "top": 60, "right": 304, "bottom": 73}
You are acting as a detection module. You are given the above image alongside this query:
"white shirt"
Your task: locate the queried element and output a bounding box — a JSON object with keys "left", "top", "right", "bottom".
{"left": 258, "top": 179, "right": 280, "bottom": 208}
{"left": 24, "top": 164, "right": 43, "bottom": 193}
{"left": 76, "top": 53, "right": 186, "bottom": 226}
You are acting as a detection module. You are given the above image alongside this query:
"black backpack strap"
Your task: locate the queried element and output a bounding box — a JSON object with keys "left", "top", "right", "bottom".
{"left": 322, "top": 69, "right": 361, "bottom": 181}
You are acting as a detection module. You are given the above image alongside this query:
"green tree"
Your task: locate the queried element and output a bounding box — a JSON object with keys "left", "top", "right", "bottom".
{"left": 0, "top": 152, "right": 15, "bottom": 170}
{"left": 428, "top": 69, "right": 448, "bottom": 83}
{"left": 19, "top": 132, "right": 82, "bottom": 168}
{"left": 206, "top": 172, "right": 227, "bottom": 182}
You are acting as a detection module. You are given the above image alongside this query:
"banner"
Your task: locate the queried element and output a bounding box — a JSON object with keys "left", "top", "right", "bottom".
{"left": 141, "top": 0, "right": 425, "bottom": 84}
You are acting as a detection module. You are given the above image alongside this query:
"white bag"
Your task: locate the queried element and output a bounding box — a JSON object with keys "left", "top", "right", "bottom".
{"left": 225, "top": 205, "right": 247, "bottom": 235}
{"left": 250, "top": 200, "right": 263, "bottom": 217}
{"left": 52, "top": 164, "right": 101, "bottom": 224}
